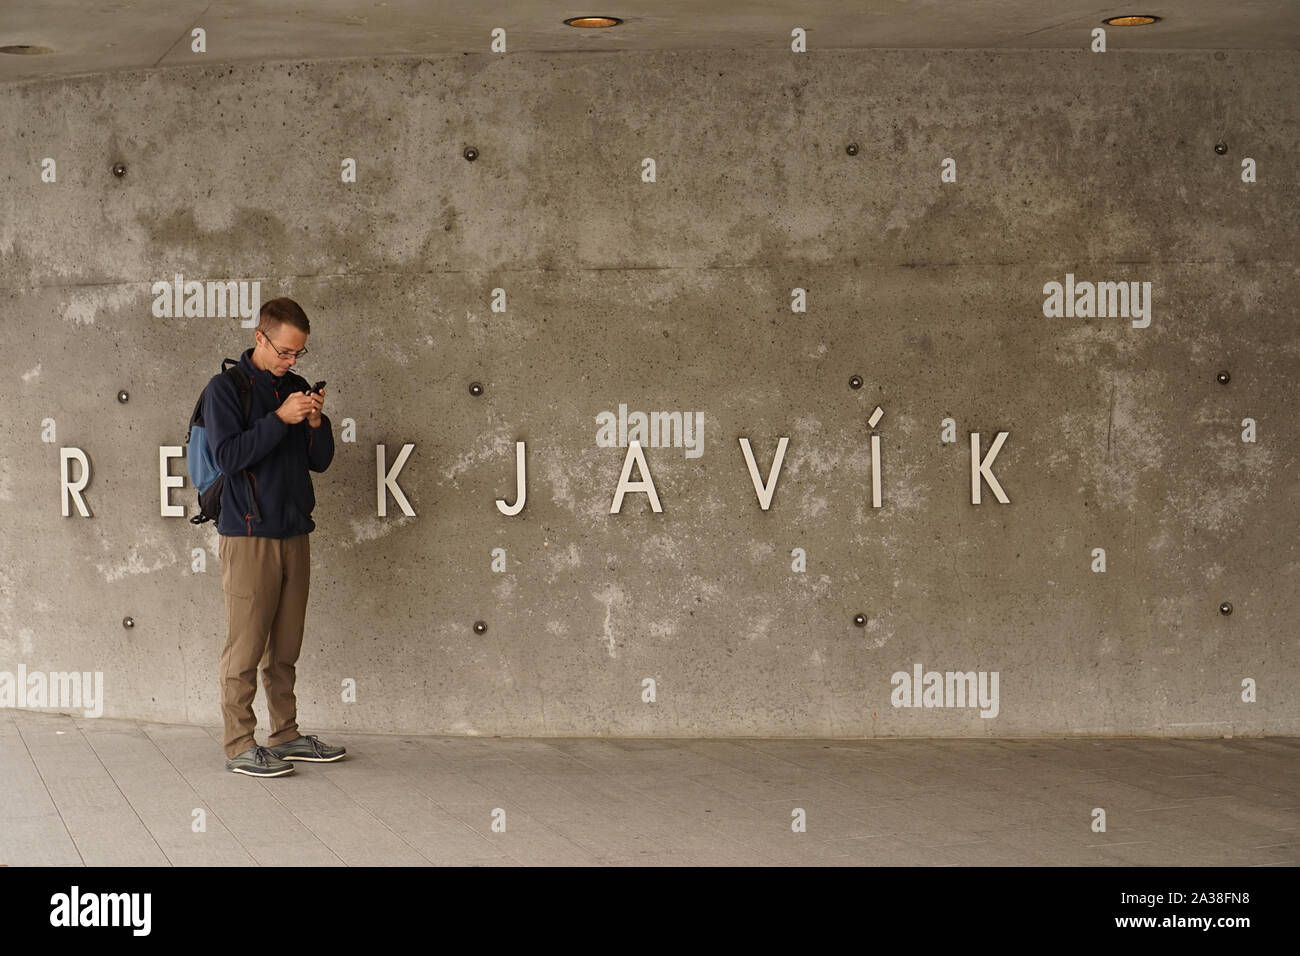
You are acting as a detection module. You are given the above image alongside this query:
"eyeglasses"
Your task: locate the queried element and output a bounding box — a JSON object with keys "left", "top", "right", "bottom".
{"left": 260, "top": 332, "right": 308, "bottom": 360}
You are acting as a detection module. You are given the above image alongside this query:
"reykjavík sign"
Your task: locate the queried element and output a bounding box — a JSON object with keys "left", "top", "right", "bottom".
{"left": 51, "top": 404, "right": 1011, "bottom": 518}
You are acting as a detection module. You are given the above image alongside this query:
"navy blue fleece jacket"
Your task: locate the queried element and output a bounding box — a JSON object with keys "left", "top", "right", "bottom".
{"left": 202, "top": 347, "right": 334, "bottom": 537}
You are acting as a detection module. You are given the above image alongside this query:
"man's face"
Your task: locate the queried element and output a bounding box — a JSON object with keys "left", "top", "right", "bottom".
{"left": 257, "top": 325, "right": 308, "bottom": 377}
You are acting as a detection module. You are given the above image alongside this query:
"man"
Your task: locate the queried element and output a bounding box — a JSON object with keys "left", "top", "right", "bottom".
{"left": 203, "top": 296, "right": 347, "bottom": 777}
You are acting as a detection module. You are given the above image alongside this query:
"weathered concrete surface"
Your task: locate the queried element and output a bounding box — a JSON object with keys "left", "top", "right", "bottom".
{"left": 2, "top": 0, "right": 1298, "bottom": 85}
{"left": 0, "top": 49, "right": 1297, "bottom": 736}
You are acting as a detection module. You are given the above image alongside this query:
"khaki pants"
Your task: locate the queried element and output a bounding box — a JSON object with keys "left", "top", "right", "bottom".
{"left": 218, "top": 534, "right": 311, "bottom": 759}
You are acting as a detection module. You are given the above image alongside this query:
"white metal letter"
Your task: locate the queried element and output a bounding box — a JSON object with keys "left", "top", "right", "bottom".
{"left": 970, "top": 432, "right": 1010, "bottom": 504}
{"left": 60, "top": 447, "right": 91, "bottom": 517}
{"left": 377, "top": 443, "right": 416, "bottom": 517}
{"left": 160, "top": 446, "right": 185, "bottom": 517}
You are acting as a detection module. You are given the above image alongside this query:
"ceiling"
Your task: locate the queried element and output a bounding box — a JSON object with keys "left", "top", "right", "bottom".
{"left": 1, "top": 0, "right": 1298, "bottom": 82}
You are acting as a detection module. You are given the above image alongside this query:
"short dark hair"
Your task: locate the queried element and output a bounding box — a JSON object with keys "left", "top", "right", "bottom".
{"left": 257, "top": 297, "right": 310, "bottom": 338}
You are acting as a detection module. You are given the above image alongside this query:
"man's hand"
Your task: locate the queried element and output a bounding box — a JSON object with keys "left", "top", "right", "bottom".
{"left": 307, "top": 387, "right": 325, "bottom": 428}
{"left": 276, "top": 390, "right": 323, "bottom": 426}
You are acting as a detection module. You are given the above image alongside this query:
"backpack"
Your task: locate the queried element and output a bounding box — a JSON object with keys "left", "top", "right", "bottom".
{"left": 186, "top": 359, "right": 252, "bottom": 525}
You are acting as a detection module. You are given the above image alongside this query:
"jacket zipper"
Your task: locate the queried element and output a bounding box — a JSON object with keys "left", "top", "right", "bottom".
{"left": 240, "top": 378, "right": 296, "bottom": 536}
{"left": 246, "top": 470, "right": 261, "bottom": 535}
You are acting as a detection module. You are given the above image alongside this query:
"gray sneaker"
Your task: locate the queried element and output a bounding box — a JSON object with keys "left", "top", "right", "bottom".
{"left": 226, "top": 745, "right": 296, "bottom": 777}
{"left": 267, "top": 734, "right": 347, "bottom": 762}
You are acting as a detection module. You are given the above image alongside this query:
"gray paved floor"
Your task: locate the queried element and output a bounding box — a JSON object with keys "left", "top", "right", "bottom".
{"left": 1, "top": 710, "right": 1296, "bottom": 866}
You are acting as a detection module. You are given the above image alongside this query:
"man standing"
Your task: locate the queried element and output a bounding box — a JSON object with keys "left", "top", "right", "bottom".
{"left": 203, "top": 297, "right": 347, "bottom": 777}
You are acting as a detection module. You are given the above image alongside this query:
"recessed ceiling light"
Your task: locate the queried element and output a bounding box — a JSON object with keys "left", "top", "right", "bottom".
{"left": 0, "top": 44, "right": 55, "bottom": 54}
{"left": 563, "top": 17, "right": 623, "bottom": 29}
{"left": 1101, "top": 15, "right": 1161, "bottom": 26}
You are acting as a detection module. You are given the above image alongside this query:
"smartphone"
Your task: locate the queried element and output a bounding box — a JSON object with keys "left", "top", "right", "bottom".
{"left": 306, "top": 380, "right": 326, "bottom": 394}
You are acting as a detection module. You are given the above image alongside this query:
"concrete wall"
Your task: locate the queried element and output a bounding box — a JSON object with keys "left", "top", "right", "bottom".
{"left": 1, "top": 49, "right": 1297, "bottom": 737}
